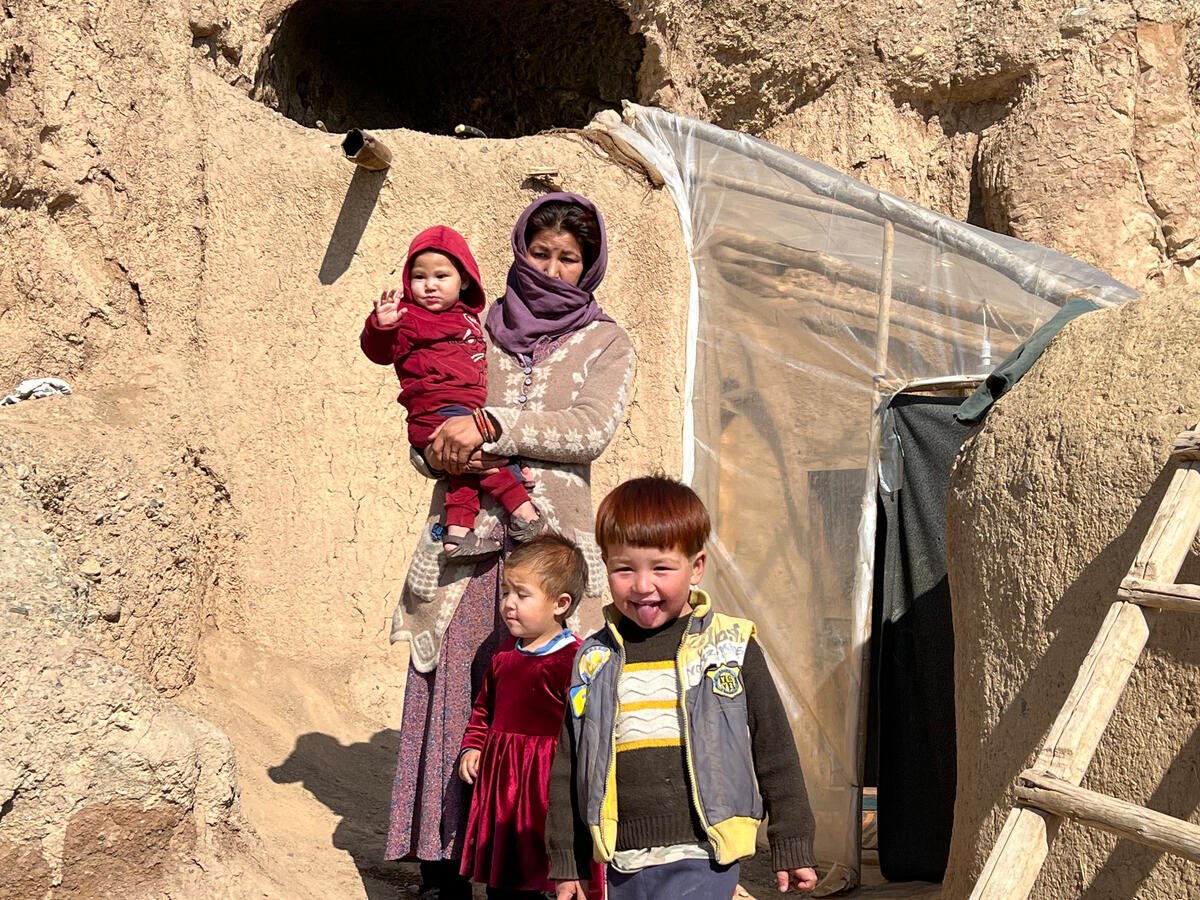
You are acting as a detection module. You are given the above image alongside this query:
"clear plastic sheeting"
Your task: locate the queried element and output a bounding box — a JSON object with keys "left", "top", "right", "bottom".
{"left": 616, "top": 103, "right": 1136, "bottom": 892}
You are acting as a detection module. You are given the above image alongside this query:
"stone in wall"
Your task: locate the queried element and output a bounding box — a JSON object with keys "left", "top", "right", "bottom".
{"left": 0, "top": 469, "right": 248, "bottom": 898}
{"left": 1, "top": 397, "right": 235, "bottom": 695}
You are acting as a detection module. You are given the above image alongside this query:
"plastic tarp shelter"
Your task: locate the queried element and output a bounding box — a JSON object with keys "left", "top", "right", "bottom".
{"left": 612, "top": 102, "right": 1137, "bottom": 892}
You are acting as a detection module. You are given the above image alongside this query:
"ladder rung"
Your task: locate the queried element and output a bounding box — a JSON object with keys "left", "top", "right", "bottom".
{"left": 1171, "top": 429, "right": 1200, "bottom": 463}
{"left": 1119, "top": 578, "right": 1200, "bottom": 613}
{"left": 1015, "top": 770, "right": 1200, "bottom": 863}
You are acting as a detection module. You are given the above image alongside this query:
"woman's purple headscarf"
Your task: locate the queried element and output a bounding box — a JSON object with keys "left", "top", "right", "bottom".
{"left": 485, "top": 192, "right": 613, "bottom": 356}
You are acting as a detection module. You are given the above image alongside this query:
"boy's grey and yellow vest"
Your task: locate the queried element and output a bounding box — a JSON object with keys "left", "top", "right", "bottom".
{"left": 565, "top": 589, "right": 764, "bottom": 865}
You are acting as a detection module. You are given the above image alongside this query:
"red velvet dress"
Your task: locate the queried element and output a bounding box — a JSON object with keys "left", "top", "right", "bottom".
{"left": 459, "top": 633, "right": 581, "bottom": 891}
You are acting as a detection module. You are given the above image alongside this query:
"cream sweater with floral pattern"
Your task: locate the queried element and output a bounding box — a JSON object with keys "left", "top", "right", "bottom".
{"left": 393, "top": 320, "right": 634, "bottom": 672}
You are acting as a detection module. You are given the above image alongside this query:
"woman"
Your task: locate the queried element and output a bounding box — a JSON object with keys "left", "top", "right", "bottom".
{"left": 385, "top": 193, "right": 634, "bottom": 899}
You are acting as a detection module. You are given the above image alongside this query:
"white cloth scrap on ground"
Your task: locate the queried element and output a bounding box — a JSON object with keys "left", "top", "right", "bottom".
{"left": 1, "top": 377, "right": 73, "bottom": 406}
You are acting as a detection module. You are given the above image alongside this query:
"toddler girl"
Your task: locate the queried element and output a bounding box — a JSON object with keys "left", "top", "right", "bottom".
{"left": 457, "top": 534, "right": 599, "bottom": 899}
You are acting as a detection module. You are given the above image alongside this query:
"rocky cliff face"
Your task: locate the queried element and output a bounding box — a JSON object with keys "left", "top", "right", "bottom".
{"left": 178, "top": 0, "right": 1198, "bottom": 288}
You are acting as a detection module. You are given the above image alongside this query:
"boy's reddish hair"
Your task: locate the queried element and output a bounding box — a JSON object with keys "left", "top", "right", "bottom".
{"left": 595, "top": 475, "right": 710, "bottom": 559}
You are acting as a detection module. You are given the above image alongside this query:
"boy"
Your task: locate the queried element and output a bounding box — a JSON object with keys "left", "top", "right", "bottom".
{"left": 360, "top": 225, "right": 545, "bottom": 560}
{"left": 546, "top": 475, "right": 819, "bottom": 898}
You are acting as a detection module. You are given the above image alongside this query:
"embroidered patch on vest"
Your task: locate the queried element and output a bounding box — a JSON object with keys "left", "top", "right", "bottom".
{"left": 570, "top": 683, "right": 589, "bottom": 718}
{"left": 708, "top": 663, "right": 743, "bottom": 698}
{"left": 578, "top": 646, "right": 611, "bottom": 683}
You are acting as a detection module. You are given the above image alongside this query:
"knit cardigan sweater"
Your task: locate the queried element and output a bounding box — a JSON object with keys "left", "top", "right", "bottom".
{"left": 392, "top": 319, "right": 635, "bottom": 672}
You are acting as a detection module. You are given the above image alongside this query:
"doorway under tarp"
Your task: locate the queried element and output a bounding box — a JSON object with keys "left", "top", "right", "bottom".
{"left": 868, "top": 392, "right": 970, "bottom": 882}
{"left": 614, "top": 104, "right": 1137, "bottom": 892}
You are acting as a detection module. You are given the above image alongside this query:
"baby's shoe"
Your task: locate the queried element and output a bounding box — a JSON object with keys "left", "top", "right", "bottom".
{"left": 440, "top": 532, "right": 501, "bottom": 562}
{"left": 507, "top": 511, "right": 549, "bottom": 543}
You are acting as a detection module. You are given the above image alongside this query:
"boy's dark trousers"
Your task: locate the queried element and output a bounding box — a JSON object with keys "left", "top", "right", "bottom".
{"left": 605, "top": 857, "right": 739, "bottom": 900}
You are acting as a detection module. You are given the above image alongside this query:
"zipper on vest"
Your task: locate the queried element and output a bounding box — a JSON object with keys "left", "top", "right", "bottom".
{"left": 676, "top": 607, "right": 720, "bottom": 860}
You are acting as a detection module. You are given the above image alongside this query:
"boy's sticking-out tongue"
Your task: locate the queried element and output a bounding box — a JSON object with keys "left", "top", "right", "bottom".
{"left": 629, "top": 599, "right": 666, "bottom": 628}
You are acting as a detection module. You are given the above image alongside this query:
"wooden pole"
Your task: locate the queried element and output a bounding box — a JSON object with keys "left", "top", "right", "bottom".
{"left": 1015, "top": 771, "right": 1200, "bottom": 863}
{"left": 1171, "top": 429, "right": 1200, "bottom": 462}
{"left": 1118, "top": 578, "right": 1200, "bottom": 614}
{"left": 1131, "top": 462, "right": 1200, "bottom": 583}
{"left": 875, "top": 221, "right": 895, "bottom": 380}
{"left": 1033, "top": 600, "right": 1153, "bottom": 781}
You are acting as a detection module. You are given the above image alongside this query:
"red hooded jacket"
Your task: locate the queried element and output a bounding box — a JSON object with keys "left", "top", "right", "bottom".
{"left": 360, "top": 226, "right": 489, "bottom": 446}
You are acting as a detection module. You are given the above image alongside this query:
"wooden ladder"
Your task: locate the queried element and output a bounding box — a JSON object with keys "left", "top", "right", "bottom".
{"left": 969, "top": 425, "right": 1200, "bottom": 898}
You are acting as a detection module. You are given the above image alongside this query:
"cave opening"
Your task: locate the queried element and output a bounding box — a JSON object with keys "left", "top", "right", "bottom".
{"left": 254, "top": 0, "right": 645, "bottom": 138}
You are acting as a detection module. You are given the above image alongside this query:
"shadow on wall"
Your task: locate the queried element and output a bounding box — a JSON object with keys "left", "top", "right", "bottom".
{"left": 319, "top": 167, "right": 388, "bottom": 285}
{"left": 269, "top": 730, "right": 419, "bottom": 899}
{"left": 1080, "top": 723, "right": 1200, "bottom": 898}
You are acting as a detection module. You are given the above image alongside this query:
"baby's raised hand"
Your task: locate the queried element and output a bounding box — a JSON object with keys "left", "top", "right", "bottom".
{"left": 458, "top": 749, "right": 481, "bottom": 784}
{"left": 373, "top": 288, "right": 406, "bottom": 327}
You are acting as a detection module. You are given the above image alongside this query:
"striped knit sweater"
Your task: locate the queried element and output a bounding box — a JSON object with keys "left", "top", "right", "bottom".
{"left": 613, "top": 616, "right": 708, "bottom": 851}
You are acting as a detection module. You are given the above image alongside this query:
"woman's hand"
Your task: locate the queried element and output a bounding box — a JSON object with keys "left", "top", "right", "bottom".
{"left": 428, "top": 416, "right": 485, "bottom": 474}
{"left": 458, "top": 749, "right": 481, "bottom": 784}
{"left": 554, "top": 880, "right": 588, "bottom": 899}
{"left": 373, "top": 288, "right": 406, "bottom": 327}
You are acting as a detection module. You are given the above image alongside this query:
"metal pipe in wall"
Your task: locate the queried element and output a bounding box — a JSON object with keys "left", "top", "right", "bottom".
{"left": 341, "top": 128, "right": 392, "bottom": 171}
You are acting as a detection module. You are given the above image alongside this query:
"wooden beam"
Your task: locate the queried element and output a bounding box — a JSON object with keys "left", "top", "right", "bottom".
{"left": 874, "top": 221, "right": 895, "bottom": 378}
{"left": 1118, "top": 578, "right": 1200, "bottom": 614}
{"left": 1034, "top": 600, "right": 1153, "bottom": 782}
{"left": 877, "top": 377, "right": 986, "bottom": 396}
{"left": 970, "top": 599, "right": 1154, "bottom": 900}
{"left": 969, "top": 806, "right": 1060, "bottom": 900}
{"left": 1131, "top": 452, "right": 1200, "bottom": 583}
{"left": 1015, "top": 770, "right": 1200, "bottom": 863}
{"left": 1171, "top": 429, "right": 1200, "bottom": 463}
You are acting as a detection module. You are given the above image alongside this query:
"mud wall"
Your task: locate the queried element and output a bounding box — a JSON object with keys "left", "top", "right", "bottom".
{"left": 943, "top": 285, "right": 1200, "bottom": 898}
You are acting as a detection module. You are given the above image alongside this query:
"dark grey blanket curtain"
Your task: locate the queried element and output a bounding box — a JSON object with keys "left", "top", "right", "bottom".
{"left": 869, "top": 394, "right": 969, "bottom": 882}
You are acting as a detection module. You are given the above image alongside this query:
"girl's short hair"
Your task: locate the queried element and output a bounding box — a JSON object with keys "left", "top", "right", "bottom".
{"left": 524, "top": 201, "right": 602, "bottom": 271}
{"left": 505, "top": 533, "right": 588, "bottom": 619}
{"left": 595, "top": 475, "right": 711, "bottom": 559}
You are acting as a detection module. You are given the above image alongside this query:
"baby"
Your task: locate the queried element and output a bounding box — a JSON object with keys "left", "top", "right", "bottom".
{"left": 360, "top": 225, "right": 544, "bottom": 560}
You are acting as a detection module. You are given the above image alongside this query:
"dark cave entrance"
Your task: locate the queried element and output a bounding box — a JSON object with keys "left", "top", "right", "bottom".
{"left": 255, "top": 0, "right": 645, "bottom": 138}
